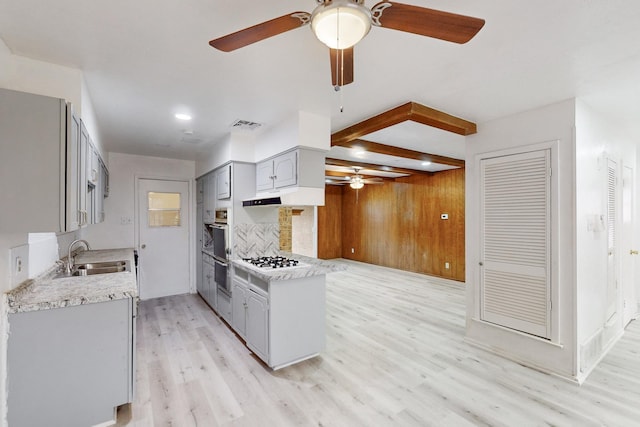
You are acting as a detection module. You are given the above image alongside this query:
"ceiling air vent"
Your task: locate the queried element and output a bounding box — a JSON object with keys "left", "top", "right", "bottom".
{"left": 230, "top": 119, "right": 262, "bottom": 131}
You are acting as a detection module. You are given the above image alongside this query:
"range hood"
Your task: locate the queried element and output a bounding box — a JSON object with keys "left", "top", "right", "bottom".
{"left": 243, "top": 187, "right": 325, "bottom": 207}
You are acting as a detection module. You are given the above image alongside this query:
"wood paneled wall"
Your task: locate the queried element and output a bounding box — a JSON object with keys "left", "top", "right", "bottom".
{"left": 317, "top": 185, "right": 343, "bottom": 259}
{"left": 318, "top": 168, "right": 465, "bottom": 281}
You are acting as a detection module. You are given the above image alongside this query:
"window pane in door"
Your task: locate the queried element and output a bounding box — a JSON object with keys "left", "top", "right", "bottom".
{"left": 148, "top": 192, "right": 181, "bottom": 227}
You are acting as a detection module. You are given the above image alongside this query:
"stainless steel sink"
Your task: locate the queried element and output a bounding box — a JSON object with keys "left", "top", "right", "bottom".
{"left": 55, "top": 260, "right": 131, "bottom": 278}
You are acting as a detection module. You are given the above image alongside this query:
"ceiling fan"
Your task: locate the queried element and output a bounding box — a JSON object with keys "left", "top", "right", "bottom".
{"left": 326, "top": 167, "right": 384, "bottom": 188}
{"left": 209, "top": 0, "right": 485, "bottom": 87}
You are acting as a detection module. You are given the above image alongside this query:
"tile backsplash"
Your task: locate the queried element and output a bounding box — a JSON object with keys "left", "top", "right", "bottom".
{"left": 234, "top": 223, "right": 279, "bottom": 259}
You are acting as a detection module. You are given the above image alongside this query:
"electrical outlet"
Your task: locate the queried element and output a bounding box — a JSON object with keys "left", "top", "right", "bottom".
{"left": 120, "top": 216, "right": 133, "bottom": 225}
{"left": 10, "top": 244, "right": 29, "bottom": 286}
{"left": 351, "top": 248, "right": 355, "bottom": 254}
{"left": 445, "top": 262, "right": 450, "bottom": 269}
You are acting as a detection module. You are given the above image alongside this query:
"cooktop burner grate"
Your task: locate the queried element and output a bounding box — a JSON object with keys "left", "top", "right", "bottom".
{"left": 242, "top": 256, "right": 300, "bottom": 269}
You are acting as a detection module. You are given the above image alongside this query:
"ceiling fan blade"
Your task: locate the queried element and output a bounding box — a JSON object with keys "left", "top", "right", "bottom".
{"left": 325, "top": 178, "right": 350, "bottom": 185}
{"left": 371, "top": 2, "right": 485, "bottom": 44}
{"left": 329, "top": 47, "right": 354, "bottom": 87}
{"left": 209, "top": 12, "right": 311, "bottom": 52}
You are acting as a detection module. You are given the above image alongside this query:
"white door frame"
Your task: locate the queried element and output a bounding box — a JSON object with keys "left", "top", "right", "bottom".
{"left": 621, "top": 165, "right": 636, "bottom": 325}
{"left": 135, "top": 175, "right": 195, "bottom": 296}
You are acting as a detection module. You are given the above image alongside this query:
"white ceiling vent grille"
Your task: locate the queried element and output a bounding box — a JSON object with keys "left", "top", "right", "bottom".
{"left": 230, "top": 119, "right": 262, "bottom": 131}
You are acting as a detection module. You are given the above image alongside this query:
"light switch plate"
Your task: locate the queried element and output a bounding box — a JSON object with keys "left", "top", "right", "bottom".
{"left": 10, "top": 244, "right": 29, "bottom": 286}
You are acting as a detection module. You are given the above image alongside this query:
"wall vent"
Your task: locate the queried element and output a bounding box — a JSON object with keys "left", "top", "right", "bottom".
{"left": 580, "top": 330, "right": 603, "bottom": 373}
{"left": 230, "top": 119, "right": 262, "bottom": 131}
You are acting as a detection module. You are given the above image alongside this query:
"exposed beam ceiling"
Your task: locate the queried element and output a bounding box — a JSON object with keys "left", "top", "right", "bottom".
{"left": 327, "top": 101, "right": 474, "bottom": 174}
{"left": 344, "top": 138, "right": 464, "bottom": 168}
{"left": 325, "top": 170, "right": 394, "bottom": 180}
{"left": 325, "top": 157, "right": 432, "bottom": 176}
{"left": 331, "top": 101, "right": 477, "bottom": 146}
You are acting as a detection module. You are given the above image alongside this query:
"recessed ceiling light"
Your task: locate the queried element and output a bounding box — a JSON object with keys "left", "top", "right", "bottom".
{"left": 175, "top": 113, "right": 192, "bottom": 121}
{"left": 422, "top": 161, "right": 432, "bottom": 166}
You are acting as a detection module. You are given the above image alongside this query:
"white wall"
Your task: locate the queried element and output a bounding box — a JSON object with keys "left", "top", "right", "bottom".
{"left": 292, "top": 207, "right": 316, "bottom": 257}
{"left": 0, "top": 39, "right": 81, "bottom": 109}
{"left": 196, "top": 109, "right": 329, "bottom": 179}
{"left": 465, "top": 99, "right": 577, "bottom": 380}
{"left": 255, "top": 110, "right": 330, "bottom": 161}
{"left": 80, "top": 79, "right": 104, "bottom": 159}
{"left": 574, "top": 99, "right": 637, "bottom": 375}
{"left": 83, "top": 152, "right": 195, "bottom": 249}
{"left": 195, "top": 133, "right": 256, "bottom": 178}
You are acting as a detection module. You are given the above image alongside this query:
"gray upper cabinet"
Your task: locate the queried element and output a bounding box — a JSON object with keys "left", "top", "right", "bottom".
{"left": 203, "top": 173, "right": 215, "bottom": 223}
{"left": 196, "top": 176, "right": 204, "bottom": 204}
{"left": 0, "top": 89, "right": 81, "bottom": 232}
{"left": 256, "top": 150, "right": 297, "bottom": 191}
{"left": 273, "top": 150, "right": 297, "bottom": 188}
{"left": 255, "top": 148, "right": 325, "bottom": 193}
{"left": 256, "top": 160, "right": 274, "bottom": 192}
{"left": 65, "top": 105, "right": 81, "bottom": 231}
{"left": 79, "top": 121, "right": 89, "bottom": 227}
{"left": 0, "top": 89, "right": 108, "bottom": 232}
{"left": 216, "top": 163, "right": 231, "bottom": 199}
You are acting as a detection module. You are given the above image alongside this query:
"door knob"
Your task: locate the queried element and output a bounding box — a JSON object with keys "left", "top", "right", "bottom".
{"left": 141, "top": 244, "right": 146, "bottom": 249}
{"left": 631, "top": 250, "right": 639, "bottom": 255}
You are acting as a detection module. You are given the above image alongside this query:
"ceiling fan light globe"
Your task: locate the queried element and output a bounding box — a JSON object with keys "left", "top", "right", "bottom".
{"left": 311, "top": 1, "right": 372, "bottom": 49}
{"left": 350, "top": 174, "right": 365, "bottom": 189}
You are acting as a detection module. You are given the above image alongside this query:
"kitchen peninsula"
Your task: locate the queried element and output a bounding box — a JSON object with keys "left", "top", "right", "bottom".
{"left": 229, "top": 254, "right": 344, "bottom": 370}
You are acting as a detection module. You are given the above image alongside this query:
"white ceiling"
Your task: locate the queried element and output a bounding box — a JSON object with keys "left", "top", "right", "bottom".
{"left": 1, "top": 0, "right": 640, "bottom": 163}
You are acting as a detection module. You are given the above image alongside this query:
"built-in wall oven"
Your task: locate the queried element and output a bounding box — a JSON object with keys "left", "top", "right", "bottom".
{"left": 212, "top": 208, "right": 230, "bottom": 295}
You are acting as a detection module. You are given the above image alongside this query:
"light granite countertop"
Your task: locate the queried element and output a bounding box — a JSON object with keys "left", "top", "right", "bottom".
{"left": 230, "top": 252, "right": 346, "bottom": 283}
{"left": 6, "top": 248, "right": 137, "bottom": 314}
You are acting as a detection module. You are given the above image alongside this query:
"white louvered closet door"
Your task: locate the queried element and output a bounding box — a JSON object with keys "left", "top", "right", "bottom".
{"left": 606, "top": 159, "right": 618, "bottom": 321}
{"left": 480, "top": 149, "right": 551, "bottom": 339}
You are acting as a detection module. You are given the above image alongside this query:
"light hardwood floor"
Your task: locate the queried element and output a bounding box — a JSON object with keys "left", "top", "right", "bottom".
{"left": 116, "top": 259, "right": 640, "bottom": 426}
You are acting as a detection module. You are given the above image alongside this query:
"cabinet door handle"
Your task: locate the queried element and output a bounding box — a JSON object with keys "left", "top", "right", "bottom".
{"left": 631, "top": 250, "right": 639, "bottom": 255}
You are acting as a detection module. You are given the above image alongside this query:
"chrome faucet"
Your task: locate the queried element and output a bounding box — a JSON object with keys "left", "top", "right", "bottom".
{"left": 67, "top": 239, "right": 91, "bottom": 274}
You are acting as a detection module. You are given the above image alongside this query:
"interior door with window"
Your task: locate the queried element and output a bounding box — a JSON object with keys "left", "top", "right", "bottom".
{"left": 138, "top": 179, "right": 190, "bottom": 300}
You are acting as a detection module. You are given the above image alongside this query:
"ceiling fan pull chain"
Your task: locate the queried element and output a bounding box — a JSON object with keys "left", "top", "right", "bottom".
{"left": 333, "top": 44, "right": 344, "bottom": 112}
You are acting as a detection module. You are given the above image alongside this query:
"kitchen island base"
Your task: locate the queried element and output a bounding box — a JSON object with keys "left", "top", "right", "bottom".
{"left": 231, "top": 261, "right": 328, "bottom": 370}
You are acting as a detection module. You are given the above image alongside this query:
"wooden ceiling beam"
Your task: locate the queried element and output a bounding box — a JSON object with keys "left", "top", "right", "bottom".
{"left": 331, "top": 101, "right": 477, "bottom": 147}
{"left": 340, "top": 138, "right": 464, "bottom": 168}
{"left": 325, "top": 170, "right": 394, "bottom": 180}
{"left": 325, "top": 158, "right": 432, "bottom": 176}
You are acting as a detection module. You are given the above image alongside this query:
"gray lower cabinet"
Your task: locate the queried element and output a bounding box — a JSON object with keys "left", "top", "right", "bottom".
{"left": 217, "top": 290, "right": 232, "bottom": 323}
{"left": 246, "top": 290, "right": 269, "bottom": 362}
{"left": 231, "top": 266, "right": 325, "bottom": 369}
{"left": 231, "top": 279, "right": 248, "bottom": 338}
{"left": 201, "top": 253, "right": 217, "bottom": 310}
{"left": 232, "top": 277, "right": 268, "bottom": 361}
{"left": 7, "top": 298, "right": 134, "bottom": 427}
